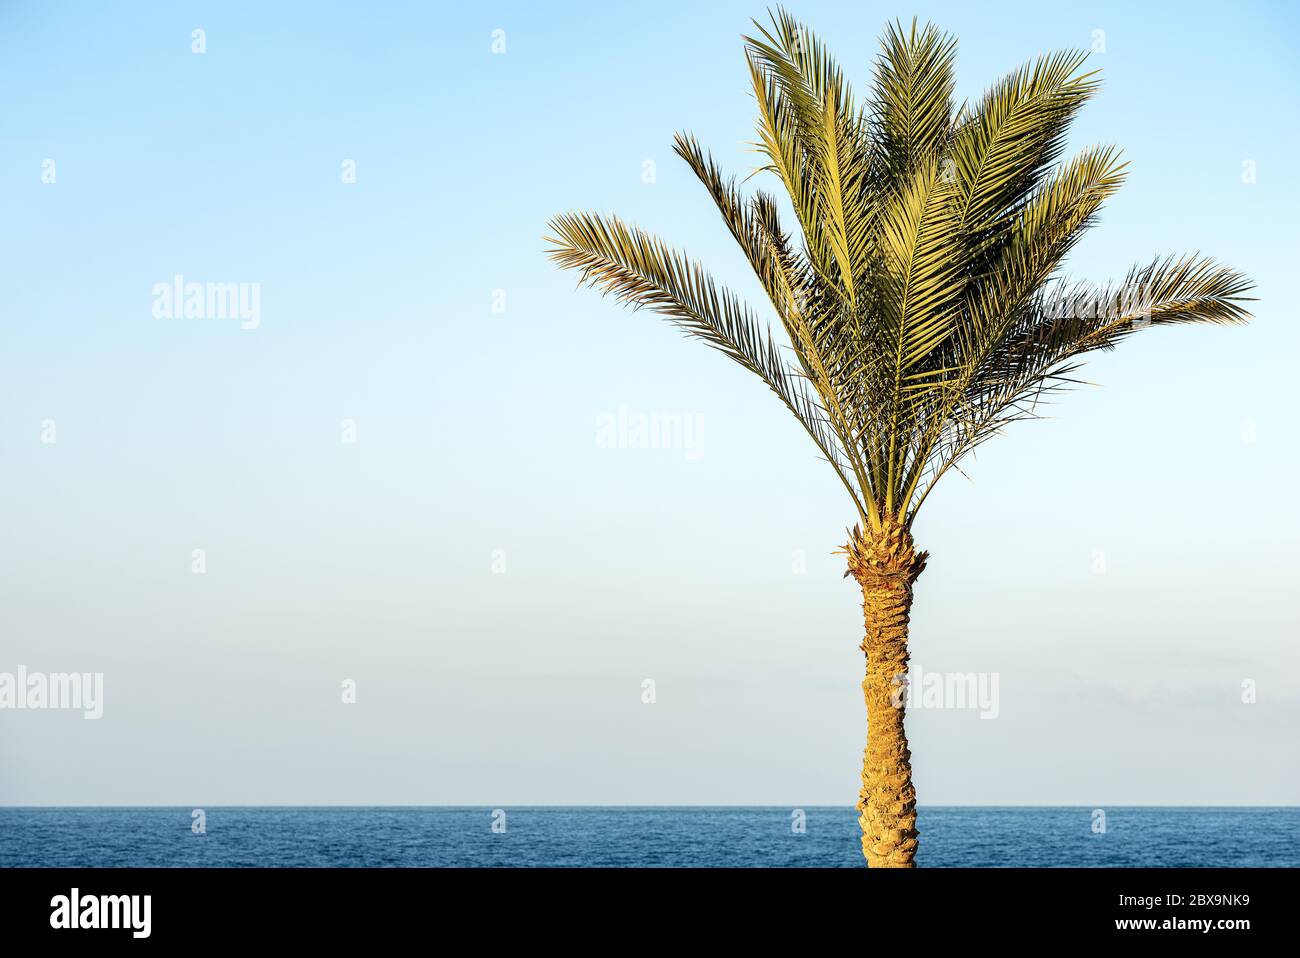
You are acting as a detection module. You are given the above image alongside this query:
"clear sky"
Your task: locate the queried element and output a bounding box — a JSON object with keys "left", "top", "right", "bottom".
{"left": 1, "top": 0, "right": 1297, "bottom": 806}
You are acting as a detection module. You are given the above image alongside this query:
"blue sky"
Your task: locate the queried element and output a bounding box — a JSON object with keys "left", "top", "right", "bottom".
{"left": 1, "top": 0, "right": 1297, "bottom": 805}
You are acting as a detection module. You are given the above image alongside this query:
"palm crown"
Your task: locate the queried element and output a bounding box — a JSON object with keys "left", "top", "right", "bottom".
{"left": 546, "top": 10, "right": 1252, "bottom": 539}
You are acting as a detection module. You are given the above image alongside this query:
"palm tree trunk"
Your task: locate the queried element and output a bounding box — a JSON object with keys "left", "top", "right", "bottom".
{"left": 844, "top": 518, "right": 928, "bottom": 868}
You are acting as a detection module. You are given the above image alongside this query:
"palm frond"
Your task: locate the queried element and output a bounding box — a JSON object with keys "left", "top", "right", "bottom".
{"left": 907, "top": 254, "right": 1254, "bottom": 513}
{"left": 744, "top": 11, "right": 876, "bottom": 304}
{"left": 950, "top": 49, "right": 1100, "bottom": 241}
{"left": 871, "top": 18, "right": 958, "bottom": 178}
{"left": 544, "top": 210, "right": 869, "bottom": 521}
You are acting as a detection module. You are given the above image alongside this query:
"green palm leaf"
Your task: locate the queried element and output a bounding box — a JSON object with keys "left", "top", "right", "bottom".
{"left": 547, "top": 6, "right": 1253, "bottom": 532}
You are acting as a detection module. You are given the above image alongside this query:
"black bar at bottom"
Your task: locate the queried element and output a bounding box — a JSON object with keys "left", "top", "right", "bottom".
{"left": 0, "top": 866, "right": 1284, "bottom": 944}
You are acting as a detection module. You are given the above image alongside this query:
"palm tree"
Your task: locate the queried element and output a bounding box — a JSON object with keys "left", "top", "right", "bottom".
{"left": 546, "top": 10, "right": 1252, "bottom": 867}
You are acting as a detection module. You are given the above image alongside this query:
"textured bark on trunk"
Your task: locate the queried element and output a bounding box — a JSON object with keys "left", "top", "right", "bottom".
{"left": 843, "top": 517, "right": 927, "bottom": 868}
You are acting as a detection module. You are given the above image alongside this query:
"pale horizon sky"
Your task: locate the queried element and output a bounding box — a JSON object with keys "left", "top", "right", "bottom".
{"left": 1, "top": 0, "right": 1297, "bottom": 806}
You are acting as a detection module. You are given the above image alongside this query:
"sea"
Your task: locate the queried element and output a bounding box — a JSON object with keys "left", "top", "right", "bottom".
{"left": 1, "top": 806, "right": 1296, "bottom": 867}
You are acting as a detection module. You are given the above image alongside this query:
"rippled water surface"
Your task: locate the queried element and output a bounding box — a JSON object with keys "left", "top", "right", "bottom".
{"left": 1, "top": 806, "right": 1295, "bottom": 867}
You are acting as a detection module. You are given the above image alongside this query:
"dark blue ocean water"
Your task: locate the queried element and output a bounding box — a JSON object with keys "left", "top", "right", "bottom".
{"left": 1, "top": 807, "right": 1296, "bottom": 867}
